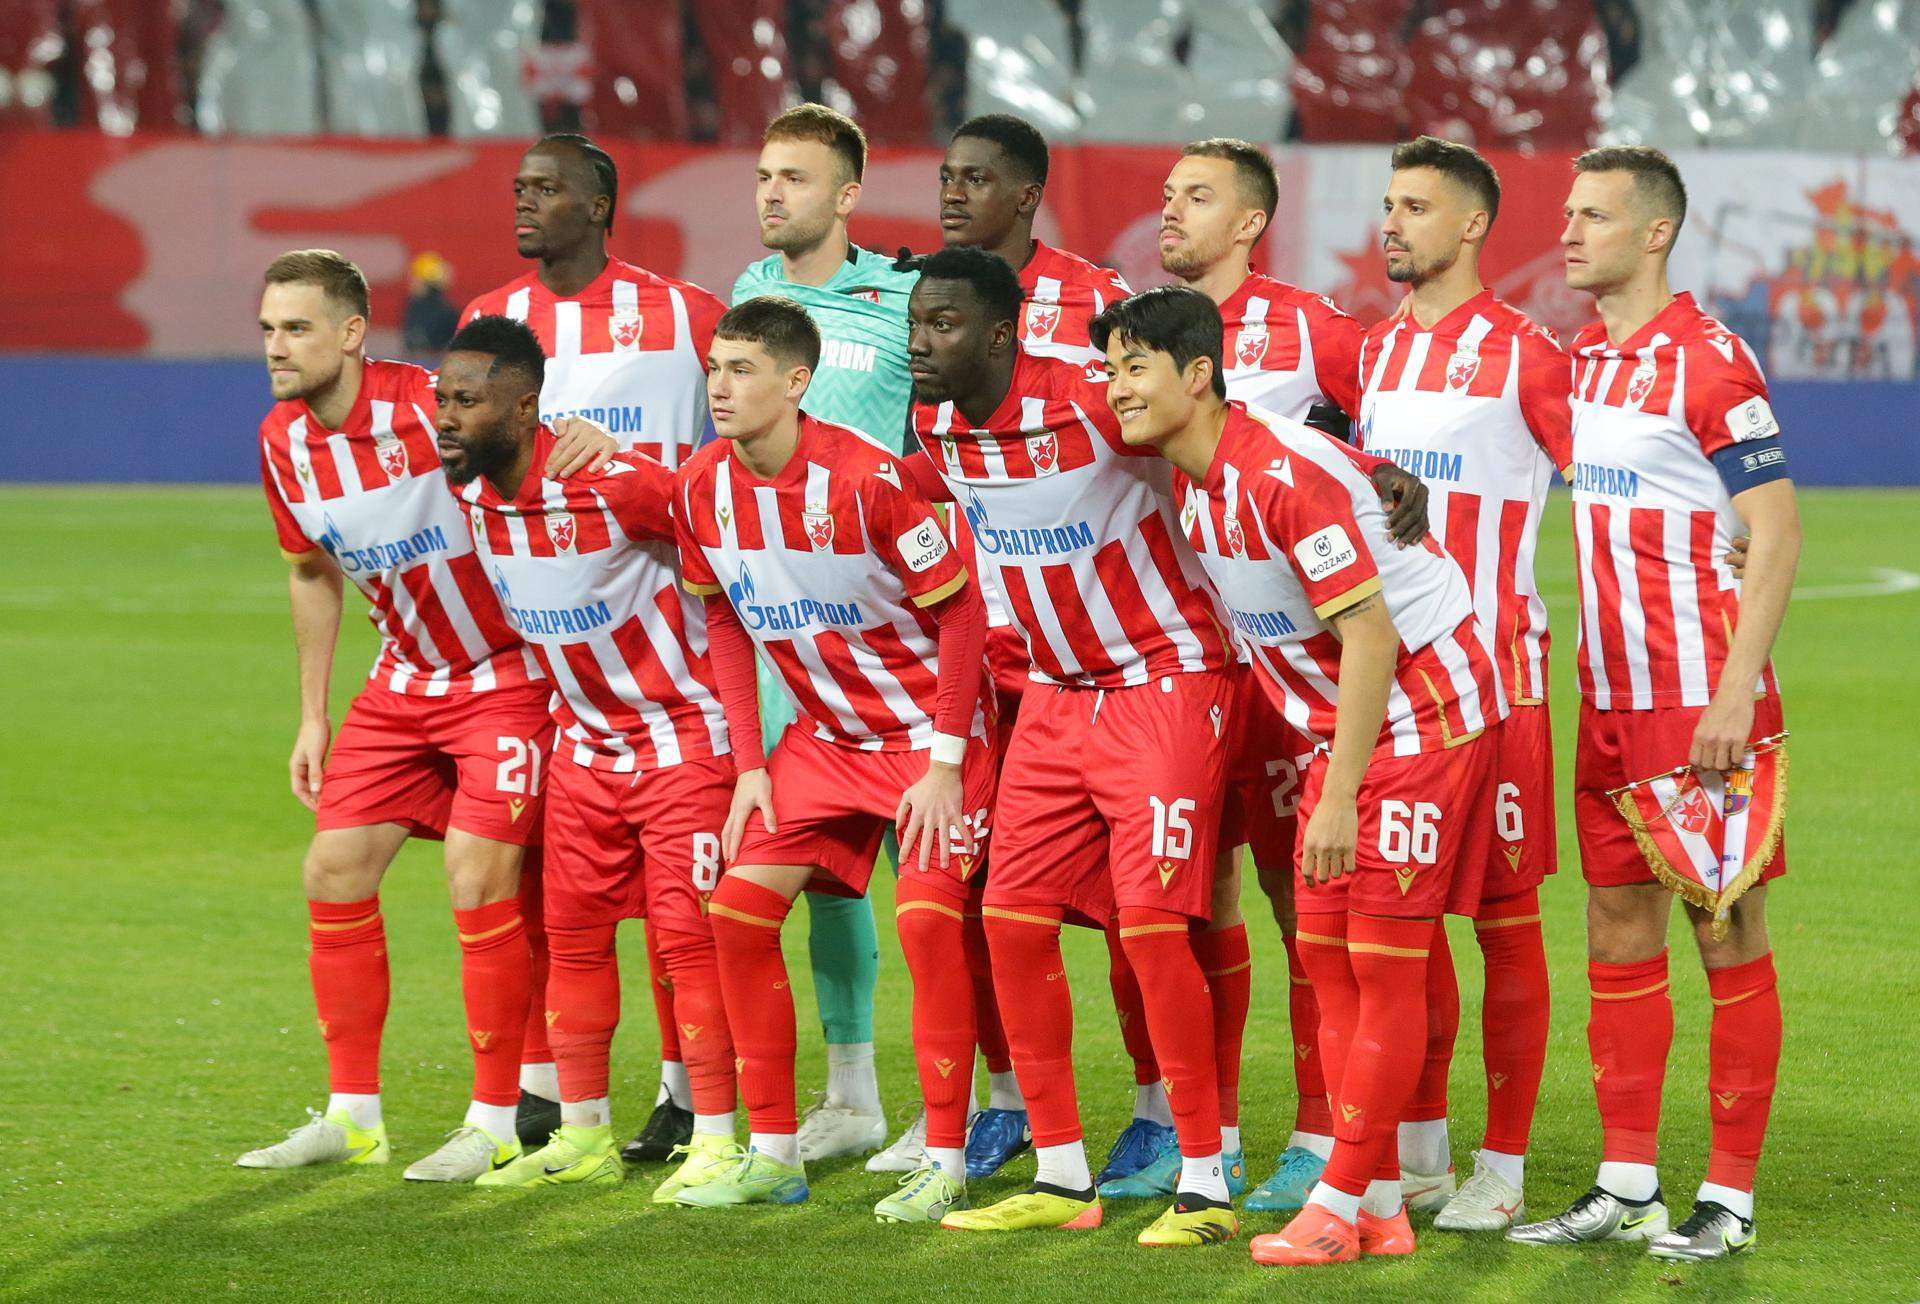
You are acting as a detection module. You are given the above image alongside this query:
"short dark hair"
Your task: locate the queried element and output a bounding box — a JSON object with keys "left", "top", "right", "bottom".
{"left": 446, "top": 314, "right": 546, "bottom": 391}
{"left": 715, "top": 295, "right": 822, "bottom": 371}
{"left": 915, "top": 245, "right": 1024, "bottom": 324}
{"left": 264, "top": 249, "right": 370, "bottom": 321}
{"left": 1090, "top": 286, "right": 1227, "bottom": 400}
{"left": 1182, "top": 138, "right": 1279, "bottom": 245}
{"left": 1574, "top": 144, "right": 1688, "bottom": 234}
{"left": 952, "top": 113, "right": 1049, "bottom": 185}
{"left": 765, "top": 103, "right": 867, "bottom": 184}
{"left": 1391, "top": 135, "right": 1501, "bottom": 225}
{"left": 532, "top": 132, "right": 619, "bottom": 234}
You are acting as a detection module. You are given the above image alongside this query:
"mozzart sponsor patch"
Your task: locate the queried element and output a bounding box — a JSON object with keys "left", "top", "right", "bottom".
{"left": 897, "top": 519, "right": 949, "bottom": 573}
{"left": 1725, "top": 396, "right": 1781, "bottom": 443}
{"left": 1293, "top": 523, "right": 1359, "bottom": 582}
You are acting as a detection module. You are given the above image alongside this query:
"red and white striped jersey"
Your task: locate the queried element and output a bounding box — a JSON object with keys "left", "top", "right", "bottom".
{"left": 1016, "top": 239, "right": 1132, "bottom": 364}
{"left": 1176, "top": 403, "right": 1503, "bottom": 759}
{"left": 260, "top": 358, "right": 536, "bottom": 698}
{"left": 1219, "top": 272, "right": 1365, "bottom": 420}
{"left": 455, "top": 429, "right": 728, "bottom": 772}
{"left": 461, "top": 258, "right": 725, "bottom": 468}
{"left": 1567, "top": 292, "right": 1783, "bottom": 710}
{"left": 1357, "top": 289, "right": 1572, "bottom": 705}
{"left": 913, "top": 351, "right": 1233, "bottom": 689}
{"left": 677, "top": 415, "right": 987, "bottom": 752}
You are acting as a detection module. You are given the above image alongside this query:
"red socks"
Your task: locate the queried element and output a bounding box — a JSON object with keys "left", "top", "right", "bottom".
{"left": 1406, "top": 918, "right": 1459, "bottom": 1125}
{"left": 1105, "top": 920, "right": 1160, "bottom": 1088}
{"left": 1283, "top": 933, "right": 1333, "bottom": 1135}
{"left": 453, "top": 898, "right": 530, "bottom": 1107}
{"left": 708, "top": 877, "right": 798, "bottom": 1134}
{"left": 1475, "top": 890, "right": 1550, "bottom": 1155}
{"left": 1589, "top": 950, "right": 1674, "bottom": 1165}
{"left": 983, "top": 906, "right": 1082, "bottom": 1148}
{"left": 896, "top": 889, "right": 977, "bottom": 1149}
{"left": 1705, "top": 952, "right": 1781, "bottom": 1191}
{"left": 644, "top": 917, "right": 683, "bottom": 1066}
{"left": 544, "top": 922, "right": 620, "bottom": 1103}
{"left": 517, "top": 854, "right": 552, "bottom": 1068}
{"left": 1295, "top": 915, "right": 1355, "bottom": 1112}
{"left": 308, "top": 898, "right": 388, "bottom": 1094}
{"left": 1319, "top": 914, "right": 1434, "bottom": 1197}
{"left": 1197, "top": 922, "right": 1251, "bottom": 1128}
{"left": 964, "top": 910, "right": 1012, "bottom": 1074}
{"left": 649, "top": 925, "right": 735, "bottom": 1118}
{"left": 1116, "top": 907, "right": 1220, "bottom": 1159}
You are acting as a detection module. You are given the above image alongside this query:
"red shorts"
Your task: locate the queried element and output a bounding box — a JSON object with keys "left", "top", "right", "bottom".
{"left": 1295, "top": 728, "right": 1497, "bottom": 919}
{"left": 315, "top": 683, "right": 552, "bottom": 845}
{"left": 735, "top": 727, "right": 998, "bottom": 907}
{"left": 1575, "top": 695, "right": 1789, "bottom": 889}
{"left": 1221, "top": 667, "right": 1314, "bottom": 873}
{"left": 986, "top": 624, "right": 1030, "bottom": 756}
{"left": 987, "top": 670, "right": 1234, "bottom": 926}
{"left": 540, "top": 754, "right": 735, "bottom": 929}
{"left": 1482, "top": 702, "right": 1559, "bottom": 903}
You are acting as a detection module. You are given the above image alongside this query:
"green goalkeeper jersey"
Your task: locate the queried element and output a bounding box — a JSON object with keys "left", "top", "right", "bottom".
{"left": 732, "top": 243, "right": 919, "bottom": 451}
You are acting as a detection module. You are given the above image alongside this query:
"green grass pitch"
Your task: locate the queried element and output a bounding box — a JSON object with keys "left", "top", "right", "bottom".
{"left": 2, "top": 485, "right": 1917, "bottom": 1302}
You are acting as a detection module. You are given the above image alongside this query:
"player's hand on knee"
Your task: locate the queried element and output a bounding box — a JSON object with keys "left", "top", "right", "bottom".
{"left": 544, "top": 417, "right": 617, "bottom": 477}
{"left": 723, "top": 767, "right": 776, "bottom": 862}
{"left": 1688, "top": 693, "right": 1754, "bottom": 774}
{"left": 1301, "top": 799, "right": 1358, "bottom": 885}
{"left": 289, "top": 718, "right": 330, "bottom": 811}
{"left": 896, "top": 760, "right": 965, "bottom": 871}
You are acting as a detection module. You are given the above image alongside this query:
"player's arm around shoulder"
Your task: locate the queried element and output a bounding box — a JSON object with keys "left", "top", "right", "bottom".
{"left": 589, "top": 449, "right": 678, "bottom": 542}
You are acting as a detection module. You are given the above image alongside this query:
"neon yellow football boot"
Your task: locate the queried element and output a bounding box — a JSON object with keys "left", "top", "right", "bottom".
{"left": 653, "top": 1133, "right": 745, "bottom": 1204}
{"left": 236, "top": 1106, "right": 389, "bottom": 1169}
{"left": 1137, "top": 1199, "right": 1239, "bottom": 1247}
{"left": 941, "top": 1186, "right": 1102, "bottom": 1231}
{"left": 475, "top": 1123, "right": 621, "bottom": 1188}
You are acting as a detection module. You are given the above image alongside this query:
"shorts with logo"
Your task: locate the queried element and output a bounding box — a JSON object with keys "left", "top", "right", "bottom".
{"left": 315, "top": 682, "right": 552, "bottom": 845}
{"left": 540, "top": 754, "right": 735, "bottom": 930}
{"left": 1575, "top": 694, "right": 1789, "bottom": 889}
{"left": 1295, "top": 726, "right": 1497, "bottom": 919}
{"left": 736, "top": 726, "right": 997, "bottom": 906}
{"left": 986, "top": 670, "right": 1234, "bottom": 927}
{"left": 1220, "top": 666, "right": 1314, "bottom": 872}
{"left": 1482, "top": 702, "right": 1559, "bottom": 902}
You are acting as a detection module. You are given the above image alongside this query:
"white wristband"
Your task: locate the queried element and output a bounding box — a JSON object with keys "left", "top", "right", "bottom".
{"left": 930, "top": 732, "right": 967, "bottom": 765}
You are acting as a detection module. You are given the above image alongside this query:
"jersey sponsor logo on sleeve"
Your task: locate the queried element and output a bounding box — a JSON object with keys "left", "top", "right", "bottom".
{"left": 1725, "top": 396, "right": 1780, "bottom": 443}
{"left": 609, "top": 309, "right": 644, "bottom": 351}
{"left": 803, "top": 506, "right": 835, "bottom": 550}
{"left": 897, "top": 519, "right": 949, "bottom": 573}
{"left": 1293, "top": 523, "right": 1359, "bottom": 581}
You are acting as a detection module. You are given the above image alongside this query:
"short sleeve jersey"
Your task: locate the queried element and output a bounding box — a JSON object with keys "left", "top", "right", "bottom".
{"left": 461, "top": 258, "right": 724, "bottom": 468}
{"left": 259, "top": 358, "right": 535, "bottom": 697}
{"left": 677, "top": 415, "right": 984, "bottom": 751}
{"left": 1357, "top": 288, "right": 1573, "bottom": 705}
{"left": 732, "top": 244, "right": 919, "bottom": 452}
{"left": 1567, "top": 292, "right": 1786, "bottom": 710}
{"left": 455, "top": 431, "right": 728, "bottom": 772}
{"left": 1176, "top": 403, "right": 1502, "bottom": 759}
{"left": 1219, "top": 272, "right": 1365, "bottom": 420}
{"left": 913, "top": 351, "right": 1233, "bottom": 689}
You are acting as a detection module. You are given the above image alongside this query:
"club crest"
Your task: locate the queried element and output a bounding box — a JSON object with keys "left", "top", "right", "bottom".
{"left": 1025, "top": 300, "right": 1060, "bottom": 341}
{"left": 1626, "top": 360, "right": 1658, "bottom": 405}
{"left": 1027, "top": 432, "right": 1058, "bottom": 474}
{"left": 1445, "top": 345, "right": 1480, "bottom": 392}
{"left": 549, "top": 510, "right": 576, "bottom": 552}
{"left": 1236, "top": 324, "right": 1269, "bottom": 368}
{"left": 375, "top": 433, "right": 407, "bottom": 479}
{"left": 1672, "top": 784, "right": 1714, "bottom": 836}
{"left": 1223, "top": 513, "right": 1246, "bottom": 557}
{"left": 609, "top": 309, "right": 643, "bottom": 350}
{"left": 803, "top": 508, "right": 834, "bottom": 550}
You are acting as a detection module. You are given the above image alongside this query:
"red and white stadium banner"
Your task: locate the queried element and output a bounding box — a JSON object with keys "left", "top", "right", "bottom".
{"left": 2, "top": 131, "right": 1917, "bottom": 379}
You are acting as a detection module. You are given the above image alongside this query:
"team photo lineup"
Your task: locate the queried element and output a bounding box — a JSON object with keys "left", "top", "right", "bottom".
{"left": 234, "top": 102, "right": 1800, "bottom": 1272}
